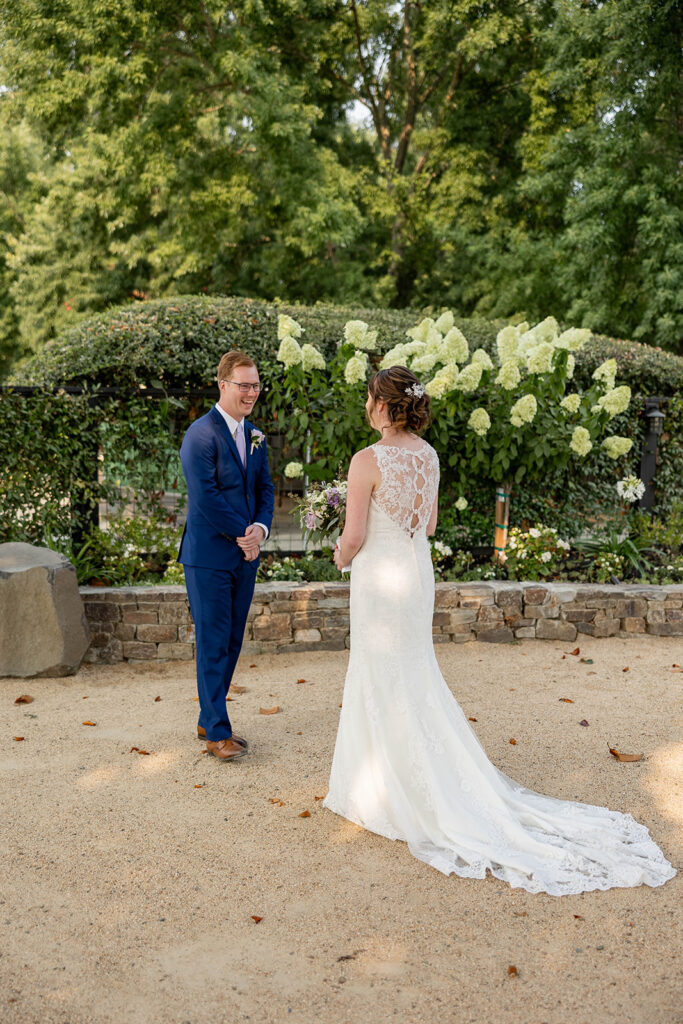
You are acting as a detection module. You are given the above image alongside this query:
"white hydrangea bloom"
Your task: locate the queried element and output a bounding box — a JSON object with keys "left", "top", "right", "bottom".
{"left": 496, "top": 325, "right": 520, "bottom": 364}
{"left": 379, "top": 344, "right": 410, "bottom": 369}
{"left": 468, "top": 407, "right": 491, "bottom": 436}
{"left": 301, "top": 343, "right": 326, "bottom": 371}
{"left": 495, "top": 359, "right": 521, "bottom": 390}
{"left": 284, "top": 462, "right": 304, "bottom": 478}
{"left": 454, "top": 361, "right": 483, "bottom": 392}
{"left": 570, "top": 425, "right": 593, "bottom": 456}
{"left": 509, "top": 393, "right": 537, "bottom": 427}
{"left": 411, "top": 353, "right": 439, "bottom": 373}
{"left": 344, "top": 350, "right": 369, "bottom": 385}
{"left": 277, "top": 314, "right": 304, "bottom": 340}
{"left": 592, "top": 358, "right": 618, "bottom": 391}
{"left": 434, "top": 310, "right": 455, "bottom": 334}
{"left": 470, "top": 348, "right": 494, "bottom": 371}
{"left": 425, "top": 327, "right": 445, "bottom": 355}
{"left": 602, "top": 435, "right": 633, "bottom": 459}
{"left": 406, "top": 317, "right": 435, "bottom": 344}
{"left": 526, "top": 342, "right": 555, "bottom": 374}
{"left": 557, "top": 327, "right": 591, "bottom": 351}
{"left": 404, "top": 340, "right": 427, "bottom": 356}
{"left": 344, "top": 320, "right": 378, "bottom": 351}
{"left": 531, "top": 316, "right": 559, "bottom": 346}
{"left": 277, "top": 335, "right": 304, "bottom": 368}
{"left": 425, "top": 362, "right": 459, "bottom": 399}
{"left": 565, "top": 353, "right": 576, "bottom": 379}
{"left": 455, "top": 496, "right": 468, "bottom": 511}
{"left": 442, "top": 326, "right": 469, "bottom": 364}
{"left": 560, "top": 393, "right": 581, "bottom": 413}
{"left": 597, "top": 384, "right": 631, "bottom": 418}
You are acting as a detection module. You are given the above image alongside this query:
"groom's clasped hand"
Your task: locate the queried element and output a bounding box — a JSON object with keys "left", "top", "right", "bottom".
{"left": 237, "top": 523, "right": 265, "bottom": 562}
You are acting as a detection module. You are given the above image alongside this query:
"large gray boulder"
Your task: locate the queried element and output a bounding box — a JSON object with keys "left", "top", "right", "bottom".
{"left": 0, "top": 543, "right": 90, "bottom": 677}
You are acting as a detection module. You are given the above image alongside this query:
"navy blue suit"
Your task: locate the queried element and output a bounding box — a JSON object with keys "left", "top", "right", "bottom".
{"left": 178, "top": 406, "right": 274, "bottom": 740}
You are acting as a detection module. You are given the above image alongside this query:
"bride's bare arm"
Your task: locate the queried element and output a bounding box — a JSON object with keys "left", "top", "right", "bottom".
{"left": 335, "top": 449, "right": 378, "bottom": 567}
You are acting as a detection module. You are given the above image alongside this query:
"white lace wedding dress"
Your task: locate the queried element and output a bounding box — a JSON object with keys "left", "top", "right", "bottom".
{"left": 323, "top": 440, "right": 677, "bottom": 896}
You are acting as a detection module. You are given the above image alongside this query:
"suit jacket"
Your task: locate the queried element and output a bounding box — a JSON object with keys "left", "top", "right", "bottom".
{"left": 178, "top": 406, "right": 274, "bottom": 570}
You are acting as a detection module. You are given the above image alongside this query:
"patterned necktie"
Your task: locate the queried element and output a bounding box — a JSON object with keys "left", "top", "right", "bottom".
{"left": 235, "top": 421, "right": 246, "bottom": 467}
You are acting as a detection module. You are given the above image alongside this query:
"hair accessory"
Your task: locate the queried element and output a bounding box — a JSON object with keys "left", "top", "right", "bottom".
{"left": 405, "top": 382, "right": 426, "bottom": 398}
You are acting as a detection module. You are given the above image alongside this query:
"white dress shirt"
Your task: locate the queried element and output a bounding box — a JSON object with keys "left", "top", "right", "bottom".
{"left": 214, "top": 403, "right": 269, "bottom": 541}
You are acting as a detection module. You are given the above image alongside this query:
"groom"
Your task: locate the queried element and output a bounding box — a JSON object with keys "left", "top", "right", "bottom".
{"left": 178, "top": 350, "right": 274, "bottom": 762}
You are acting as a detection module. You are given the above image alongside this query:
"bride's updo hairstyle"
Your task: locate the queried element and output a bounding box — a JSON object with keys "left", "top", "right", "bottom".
{"left": 367, "top": 366, "right": 431, "bottom": 434}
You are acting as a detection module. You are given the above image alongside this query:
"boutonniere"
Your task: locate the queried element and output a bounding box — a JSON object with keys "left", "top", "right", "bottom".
{"left": 250, "top": 430, "right": 265, "bottom": 455}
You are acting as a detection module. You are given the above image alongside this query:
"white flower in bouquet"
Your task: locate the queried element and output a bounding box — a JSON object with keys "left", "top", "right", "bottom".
{"left": 278, "top": 314, "right": 304, "bottom": 340}
{"left": 565, "top": 353, "right": 576, "bottom": 379}
{"left": 411, "top": 352, "right": 439, "bottom": 373}
{"left": 344, "top": 320, "right": 378, "bottom": 351}
{"left": 526, "top": 342, "right": 554, "bottom": 374}
{"left": 560, "top": 393, "right": 581, "bottom": 413}
{"left": 277, "top": 335, "right": 304, "bottom": 368}
{"left": 617, "top": 474, "right": 645, "bottom": 502}
{"left": 455, "top": 496, "right": 468, "bottom": 511}
{"left": 344, "top": 350, "right": 369, "bottom": 384}
{"left": 509, "top": 393, "right": 537, "bottom": 427}
{"left": 434, "top": 310, "right": 455, "bottom": 334}
{"left": 454, "top": 361, "right": 483, "bottom": 392}
{"left": 468, "top": 407, "right": 491, "bottom": 436}
{"left": 470, "top": 348, "right": 494, "bottom": 371}
{"left": 602, "top": 435, "right": 633, "bottom": 459}
{"left": 557, "top": 327, "right": 591, "bottom": 351}
{"left": 570, "top": 425, "right": 593, "bottom": 456}
{"left": 379, "top": 343, "right": 410, "bottom": 369}
{"left": 442, "top": 326, "right": 469, "bottom": 364}
{"left": 301, "top": 343, "right": 326, "bottom": 371}
{"left": 597, "top": 384, "right": 631, "bottom": 418}
{"left": 495, "top": 359, "right": 521, "bottom": 390}
{"left": 284, "top": 461, "right": 304, "bottom": 479}
{"left": 406, "top": 317, "right": 435, "bottom": 343}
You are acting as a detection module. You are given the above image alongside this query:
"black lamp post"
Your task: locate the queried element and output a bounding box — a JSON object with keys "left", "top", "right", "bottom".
{"left": 638, "top": 397, "right": 665, "bottom": 510}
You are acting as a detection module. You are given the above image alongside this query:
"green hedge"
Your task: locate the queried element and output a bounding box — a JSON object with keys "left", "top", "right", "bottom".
{"left": 2, "top": 296, "right": 682, "bottom": 555}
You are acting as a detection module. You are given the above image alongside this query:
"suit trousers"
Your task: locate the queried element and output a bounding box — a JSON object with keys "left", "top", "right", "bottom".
{"left": 184, "top": 560, "right": 258, "bottom": 741}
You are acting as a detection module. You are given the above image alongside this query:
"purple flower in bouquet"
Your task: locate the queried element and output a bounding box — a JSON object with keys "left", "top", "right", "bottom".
{"left": 327, "top": 488, "right": 340, "bottom": 508}
{"left": 305, "top": 511, "right": 317, "bottom": 529}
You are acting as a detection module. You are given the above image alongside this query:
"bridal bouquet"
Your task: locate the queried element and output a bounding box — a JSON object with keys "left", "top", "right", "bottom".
{"left": 291, "top": 479, "right": 347, "bottom": 548}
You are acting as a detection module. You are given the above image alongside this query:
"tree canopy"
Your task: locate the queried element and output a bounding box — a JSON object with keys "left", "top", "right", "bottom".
{"left": 1, "top": 0, "right": 680, "bottom": 376}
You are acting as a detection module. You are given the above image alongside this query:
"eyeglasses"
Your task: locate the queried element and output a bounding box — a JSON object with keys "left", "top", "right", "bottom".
{"left": 221, "top": 380, "right": 262, "bottom": 394}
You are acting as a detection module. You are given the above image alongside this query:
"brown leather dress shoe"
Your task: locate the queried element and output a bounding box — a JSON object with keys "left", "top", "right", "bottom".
{"left": 197, "top": 725, "right": 248, "bottom": 748}
{"left": 205, "top": 738, "right": 248, "bottom": 762}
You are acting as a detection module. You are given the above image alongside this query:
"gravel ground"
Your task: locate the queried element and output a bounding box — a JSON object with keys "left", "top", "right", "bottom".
{"left": 1, "top": 636, "right": 681, "bottom": 1024}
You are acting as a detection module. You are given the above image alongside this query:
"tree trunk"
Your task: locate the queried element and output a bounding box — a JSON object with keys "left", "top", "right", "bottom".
{"left": 493, "top": 482, "right": 513, "bottom": 563}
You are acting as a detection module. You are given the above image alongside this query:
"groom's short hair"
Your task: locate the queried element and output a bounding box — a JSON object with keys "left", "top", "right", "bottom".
{"left": 217, "top": 350, "right": 257, "bottom": 384}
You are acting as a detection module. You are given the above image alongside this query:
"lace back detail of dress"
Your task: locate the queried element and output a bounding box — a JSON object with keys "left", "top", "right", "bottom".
{"left": 371, "top": 442, "right": 439, "bottom": 537}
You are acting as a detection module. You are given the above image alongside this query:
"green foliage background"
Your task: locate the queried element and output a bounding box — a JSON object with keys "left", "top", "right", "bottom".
{"left": 1, "top": 0, "right": 680, "bottom": 380}
{"left": 2, "top": 296, "right": 681, "bottom": 556}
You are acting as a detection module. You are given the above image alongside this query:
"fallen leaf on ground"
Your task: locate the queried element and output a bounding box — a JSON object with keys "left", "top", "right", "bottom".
{"left": 251, "top": 915, "right": 263, "bottom": 923}
{"left": 154, "top": 695, "right": 161, "bottom": 701}
{"left": 14, "top": 695, "right": 33, "bottom": 704}
{"left": 509, "top": 738, "right": 517, "bottom": 745}
{"left": 269, "top": 797, "right": 285, "bottom": 806}
{"left": 260, "top": 706, "right": 281, "bottom": 715}
{"left": 566, "top": 647, "right": 580, "bottom": 656}
{"left": 609, "top": 747, "right": 643, "bottom": 762}
{"left": 573, "top": 914, "right": 584, "bottom": 920}
{"left": 339, "top": 703, "right": 342, "bottom": 708}
{"left": 297, "top": 731, "right": 302, "bottom": 735}
{"left": 559, "top": 697, "right": 575, "bottom": 703}
{"left": 314, "top": 795, "right": 324, "bottom": 801}
{"left": 622, "top": 667, "right": 630, "bottom": 672}
{"left": 670, "top": 664, "right": 682, "bottom": 672}
{"left": 232, "top": 685, "right": 247, "bottom": 694}
{"left": 297, "top": 678, "right": 306, "bottom": 684}
{"left": 82, "top": 696, "right": 88, "bottom": 699}
{"left": 512, "top": 911, "right": 527, "bottom": 917}
{"left": 508, "top": 965, "right": 518, "bottom": 976}
{"left": 579, "top": 657, "right": 594, "bottom": 664}
{"left": 299, "top": 810, "right": 311, "bottom": 818}
{"left": 193, "top": 696, "right": 199, "bottom": 702}
{"left": 13, "top": 736, "right": 24, "bottom": 741}
{"left": 194, "top": 784, "right": 204, "bottom": 789}
{"left": 468, "top": 716, "right": 477, "bottom": 722}
{"left": 579, "top": 719, "right": 589, "bottom": 727}
{"left": 82, "top": 720, "right": 97, "bottom": 726}
{"left": 226, "top": 697, "right": 234, "bottom": 702}
{"left": 130, "top": 747, "right": 150, "bottom": 755}
{"left": 249, "top": 664, "right": 257, "bottom": 668}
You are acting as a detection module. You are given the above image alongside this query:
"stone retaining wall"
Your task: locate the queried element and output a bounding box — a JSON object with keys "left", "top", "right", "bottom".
{"left": 81, "top": 581, "right": 683, "bottom": 664}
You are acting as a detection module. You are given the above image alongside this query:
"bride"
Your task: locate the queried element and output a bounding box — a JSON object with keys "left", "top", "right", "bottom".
{"left": 324, "top": 365, "right": 677, "bottom": 896}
